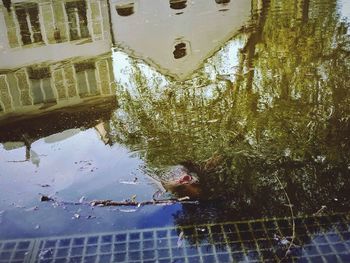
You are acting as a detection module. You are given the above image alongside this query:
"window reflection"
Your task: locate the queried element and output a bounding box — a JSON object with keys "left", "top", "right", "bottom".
{"left": 2, "top": 0, "right": 11, "bottom": 12}
{"left": 215, "top": 0, "right": 230, "bottom": 4}
{"left": 169, "top": 0, "right": 187, "bottom": 10}
{"left": 28, "top": 67, "right": 56, "bottom": 104}
{"left": 0, "top": 0, "right": 114, "bottom": 117}
{"left": 14, "top": 3, "right": 43, "bottom": 45}
{"left": 173, "top": 42, "right": 187, "bottom": 59}
{"left": 65, "top": 1, "right": 90, "bottom": 41}
{"left": 74, "top": 62, "right": 99, "bottom": 97}
{"left": 0, "top": 56, "right": 115, "bottom": 114}
{"left": 115, "top": 3, "right": 134, "bottom": 17}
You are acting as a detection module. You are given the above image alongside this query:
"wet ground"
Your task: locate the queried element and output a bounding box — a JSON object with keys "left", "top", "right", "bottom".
{"left": 0, "top": 0, "right": 349, "bottom": 261}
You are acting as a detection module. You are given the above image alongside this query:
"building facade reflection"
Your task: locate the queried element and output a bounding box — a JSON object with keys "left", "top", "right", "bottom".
{"left": 0, "top": 0, "right": 115, "bottom": 120}
{"left": 0, "top": 54, "right": 115, "bottom": 115}
{"left": 0, "top": 0, "right": 110, "bottom": 50}
{"left": 110, "top": 0, "right": 251, "bottom": 80}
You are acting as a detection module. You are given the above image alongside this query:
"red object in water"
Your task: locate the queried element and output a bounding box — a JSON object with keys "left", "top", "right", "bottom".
{"left": 177, "top": 174, "right": 192, "bottom": 184}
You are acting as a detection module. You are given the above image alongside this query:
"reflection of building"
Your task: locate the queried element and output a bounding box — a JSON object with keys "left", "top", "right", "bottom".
{"left": 0, "top": 0, "right": 115, "bottom": 119}
{"left": 0, "top": 54, "right": 115, "bottom": 117}
{"left": 0, "top": 0, "right": 111, "bottom": 68}
{"left": 110, "top": 0, "right": 250, "bottom": 80}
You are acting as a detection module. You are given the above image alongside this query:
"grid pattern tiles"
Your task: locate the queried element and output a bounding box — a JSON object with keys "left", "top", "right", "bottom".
{"left": 0, "top": 240, "right": 34, "bottom": 263}
{"left": 1, "top": 214, "right": 349, "bottom": 262}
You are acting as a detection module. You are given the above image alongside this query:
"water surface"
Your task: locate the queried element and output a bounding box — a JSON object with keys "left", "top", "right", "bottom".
{"left": 0, "top": 0, "right": 349, "bottom": 240}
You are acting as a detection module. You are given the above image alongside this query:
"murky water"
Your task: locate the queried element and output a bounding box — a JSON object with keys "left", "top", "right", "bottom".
{"left": 0, "top": 0, "right": 349, "bottom": 242}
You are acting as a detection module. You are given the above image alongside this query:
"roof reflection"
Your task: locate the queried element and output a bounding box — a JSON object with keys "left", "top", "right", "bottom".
{"left": 110, "top": 0, "right": 251, "bottom": 80}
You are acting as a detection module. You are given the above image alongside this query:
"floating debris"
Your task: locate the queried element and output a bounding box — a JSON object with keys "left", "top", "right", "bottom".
{"left": 0, "top": 210, "right": 4, "bottom": 224}
{"left": 72, "top": 213, "right": 80, "bottom": 219}
{"left": 90, "top": 196, "right": 194, "bottom": 207}
{"left": 25, "top": 206, "right": 39, "bottom": 212}
{"left": 38, "top": 184, "right": 51, "bottom": 188}
{"left": 119, "top": 209, "right": 138, "bottom": 213}
{"left": 314, "top": 205, "right": 327, "bottom": 216}
{"left": 177, "top": 231, "right": 184, "bottom": 248}
{"left": 79, "top": 196, "right": 86, "bottom": 203}
{"left": 131, "top": 195, "right": 137, "bottom": 202}
{"left": 120, "top": 180, "right": 139, "bottom": 185}
{"left": 40, "top": 195, "right": 54, "bottom": 202}
{"left": 39, "top": 249, "right": 53, "bottom": 260}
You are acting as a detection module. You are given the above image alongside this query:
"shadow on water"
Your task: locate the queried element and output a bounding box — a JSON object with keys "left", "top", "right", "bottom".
{"left": 0, "top": 1, "right": 349, "bottom": 260}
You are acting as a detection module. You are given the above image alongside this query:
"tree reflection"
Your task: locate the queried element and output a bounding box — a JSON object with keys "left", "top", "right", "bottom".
{"left": 109, "top": 0, "right": 350, "bottom": 223}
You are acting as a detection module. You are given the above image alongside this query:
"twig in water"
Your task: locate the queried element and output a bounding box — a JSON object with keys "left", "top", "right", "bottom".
{"left": 274, "top": 174, "right": 296, "bottom": 262}
{"left": 90, "top": 196, "right": 197, "bottom": 207}
{"left": 313, "top": 205, "right": 327, "bottom": 216}
{"left": 40, "top": 195, "right": 198, "bottom": 207}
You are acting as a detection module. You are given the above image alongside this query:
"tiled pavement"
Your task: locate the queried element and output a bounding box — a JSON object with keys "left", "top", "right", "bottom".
{"left": 1, "top": 214, "right": 350, "bottom": 262}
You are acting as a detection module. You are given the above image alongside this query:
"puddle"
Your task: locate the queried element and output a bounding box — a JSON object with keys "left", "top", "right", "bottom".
{"left": 0, "top": 0, "right": 349, "bottom": 248}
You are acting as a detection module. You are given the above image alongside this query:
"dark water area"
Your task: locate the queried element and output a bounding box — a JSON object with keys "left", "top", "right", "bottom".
{"left": 0, "top": 0, "right": 349, "bottom": 244}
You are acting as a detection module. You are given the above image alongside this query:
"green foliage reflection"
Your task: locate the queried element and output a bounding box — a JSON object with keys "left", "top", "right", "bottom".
{"left": 110, "top": 0, "right": 350, "bottom": 220}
